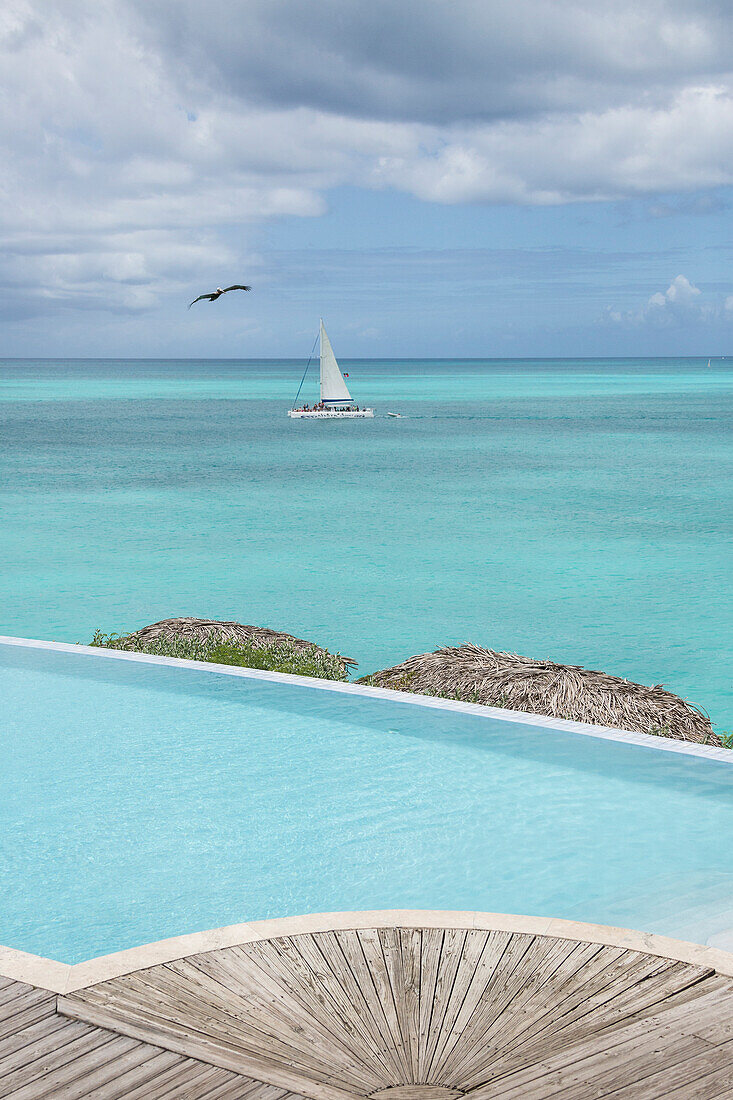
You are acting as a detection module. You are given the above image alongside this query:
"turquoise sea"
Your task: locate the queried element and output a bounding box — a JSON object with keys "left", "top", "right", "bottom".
{"left": 1, "top": 357, "right": 731, "bottom": 729}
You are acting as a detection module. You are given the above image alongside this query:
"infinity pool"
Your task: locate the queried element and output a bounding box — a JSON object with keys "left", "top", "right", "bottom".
{"left": 2, "top": 639, "right": 732, "bottom": 963}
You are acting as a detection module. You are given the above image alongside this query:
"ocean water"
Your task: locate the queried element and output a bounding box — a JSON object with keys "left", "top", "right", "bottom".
{"left": 2, "top": 642, "right": 732, "bottom": 963}
{"left": 1, "top": 357, "right": 731, "bottom": 729}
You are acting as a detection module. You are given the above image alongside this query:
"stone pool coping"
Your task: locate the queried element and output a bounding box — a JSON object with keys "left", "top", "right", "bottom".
{"left": 1, "top": 910, "right": 733, "bottom": 995}
{"left": 2, "top": 634, "right": 731, "bottom": 764}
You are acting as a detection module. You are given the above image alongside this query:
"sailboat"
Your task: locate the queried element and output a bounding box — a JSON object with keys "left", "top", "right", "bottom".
{"left": 288, "top": 321, "right": 374, "bottom": 418}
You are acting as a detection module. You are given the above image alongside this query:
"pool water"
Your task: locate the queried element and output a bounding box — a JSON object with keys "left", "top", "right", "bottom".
{"left": 2, "top": 641, "right": 732, "bottom": 964}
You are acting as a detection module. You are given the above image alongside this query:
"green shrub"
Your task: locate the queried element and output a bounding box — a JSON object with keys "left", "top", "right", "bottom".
{"left": 89, "top": 630, "right": 348, "bottom": 681}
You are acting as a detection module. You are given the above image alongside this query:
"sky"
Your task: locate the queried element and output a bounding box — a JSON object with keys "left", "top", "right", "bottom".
{"left": 1, "top": 0, "right": 732, "bottom": 358}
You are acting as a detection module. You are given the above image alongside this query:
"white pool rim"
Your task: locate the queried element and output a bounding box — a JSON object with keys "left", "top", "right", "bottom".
{"left": 2, "top": 634, "right": 730, "bottom": 764}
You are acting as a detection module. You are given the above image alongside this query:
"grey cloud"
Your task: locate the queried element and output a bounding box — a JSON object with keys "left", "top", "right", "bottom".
{"left": 132, "top": 0, "right": 733, "bottom": 125}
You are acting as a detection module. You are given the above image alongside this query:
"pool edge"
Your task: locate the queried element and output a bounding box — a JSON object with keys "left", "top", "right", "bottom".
{"left": 1, "top": 910, "right": 732, "bottom": 995}
{"left": 2, "top": 634, "right": 730, "bottom": 763}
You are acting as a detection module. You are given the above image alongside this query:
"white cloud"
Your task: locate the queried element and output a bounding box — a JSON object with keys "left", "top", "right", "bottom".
{"left": 1, "top": 1, "right": 733, "bottom": 318}
{"left": 660, "top": 274, "right": 701, "bottom": 305}
{"left": 607, "top": 274, "right": 732, "bottom": 327}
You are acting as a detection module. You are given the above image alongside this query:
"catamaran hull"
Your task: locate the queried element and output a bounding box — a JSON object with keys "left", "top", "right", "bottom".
{"left": 288, "top": 409, "right": 374, "bottom": 418}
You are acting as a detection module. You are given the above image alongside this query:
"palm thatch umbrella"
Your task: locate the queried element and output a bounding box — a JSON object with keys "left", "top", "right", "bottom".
{"left": 121, "top": 617, "right": 357, "bottom": 674}
{"left": 360, "top": 644, "right": 719, "bottom": 746}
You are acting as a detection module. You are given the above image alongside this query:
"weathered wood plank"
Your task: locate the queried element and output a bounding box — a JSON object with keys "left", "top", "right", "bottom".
{"left": 67, "top": 1049, "right": 184, "bottom": 1100}
{"left": 435, "top": 930, "right": 535, "bottom": 1082}
{"left": 311, "top": 932, "right": 397, "bottom": 1080}
{"left": 0, "top": 986, "right": 55, "bottom": 1033}
{"left": 175, "top": 951, "right": 374, "bottom": 1085}
{"left": 501, "top": 1034, "right": 711, "bottom": 1100}
{"left": 0, "top": 1017, "right": 92, "bottom": 1083}
{"left": 467, "top": 952, "right": 701, "bottom": 1085}
{"left": 597, "top": 1037, "right": 733, "bottom": 1100}
{"left": 378, "top": 928, "right": 415, "bottom": 1082}
{"left": 663, "top": 1062, "right": 733, "bottom": 1100}
{"left": 435, "top": 932, "right": 540, "bottom": 1085}
{"left": 58, "top": 994, "right": 364, "bottom": 1100}
{"left": 473, "top": 981, "right": 733, "bottom": 1100}
{"left": 419, "top": 927, "right": 468, "bottom": 1080}
{"left": 272, "top": 934, "right": 392, "bottom": 1083}
{"left": 357, "top": 928, "right": 413, "bottom": 1082}
{"left": 0, "top": 999, "right": 60, "bottom": 1043}
{"left": 47, "top": 1043, "right": 178, "bottom": 1100}
{"left": 448, "top": 940, "right": 604, "bottom": 1086}
{"left": 335, "top": 928, "right": 409, "bottom": 1084}
{"left": 118, "top": 1060, "right": 213, "bottom": 1100}
{"left": 0, "top": 1010, "right": 71, "bottom": 1061}
{"left": 0, "top": 1034, "right": 131, "bottom": 1100}
{"left": 96, "top": 953, "right": 369, "bottom": 1091}
{"left": 417, "top": 927, "right": 444, "bottom": 1083}
{"left": 240, "top": 938, "right": 378, "bottom": 1074}
{"left": 324, "top": 930, "right": 403, "bottom": 1086}
{"left": 198, "top": 1079, "right": 291, "bottom": 1100}
{"left": 398, "top": 929, "right": 422, "bottom": 1085}
{"left": 462, "top": 942, "right": 628, "bottom": 1082}
{"left": 74, "top": 979, "right": 356, "bottom": 1096}
{"left": 0, "top": 982, "right": 38, "bottom": 1010}
{"left": 179, "top": 1072, "right": 268, "bottom": 1100}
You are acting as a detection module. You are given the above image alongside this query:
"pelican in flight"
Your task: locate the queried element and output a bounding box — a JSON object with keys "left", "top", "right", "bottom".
{"left": 188, "top": 284, "right": 251, "bottom": 308}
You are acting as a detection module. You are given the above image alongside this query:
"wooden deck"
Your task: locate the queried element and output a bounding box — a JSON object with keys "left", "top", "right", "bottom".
{"left": 2, "top": 918, "right": 733, "bottom": 1098}
{"left": 0, "top": 975, "right": 300, "bottom": 1099}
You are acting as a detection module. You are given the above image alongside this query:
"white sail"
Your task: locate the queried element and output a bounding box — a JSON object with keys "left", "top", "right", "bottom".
{"left": 320, "top": 321, "right": 352, "bottom": 404}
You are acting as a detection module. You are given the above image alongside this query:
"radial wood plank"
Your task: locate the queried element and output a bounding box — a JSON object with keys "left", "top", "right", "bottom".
{"left": 242, "top": 938, "right": 382, "bottom": 1075}
{"left": 355, "top": 928, "right": 413, "bottom": 1082}
{"left": 426, "top": 929, "right": 500, "bottom": 1082}
{"left": 379, "top": 927, "right": 419, "bottom": 1081}
{"left": 433, "top": 931, "right": 546, "bottom": 1083}
{"left": 178, "top": 950, "right": 373, "bottom": 1087}
{"left": 468, "top": 951, "right": 705, "bottom": 1088}
{"left": 451, "top": 942, "right": 618, "bottom": 1086}
{"left": 309, "top": 933, "right": 398, "bottom": 1080}
{"left": 420, "top": 927, "right": 472, "bottom": 1081}
{"left": 334, "top": 928, "right": 410, "bottom": 1084}
{"left": 454, "top": 939, "right": 595, "bottom": 1075}
{"left": 54, "top": 926, "right": 733, "bottom": 1100}
{"left": 416, "top": 927, "right": 444, "bottom": 1084}
{"left": 435, "top": 932, "right": 545, "bottom": 1085}
{"left": 277, "top": 934, "right": 391, "bottom": 1085}
{"left": 477, "top": 981, "right": 733, "bottom": 1100}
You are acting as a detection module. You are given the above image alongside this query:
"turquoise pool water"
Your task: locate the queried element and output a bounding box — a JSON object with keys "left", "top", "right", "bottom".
{"left": 2, "top": 642, "right": 732, "bottom": 964}
{"left": 1, "top": 357, "right": 731, "bottom": 730}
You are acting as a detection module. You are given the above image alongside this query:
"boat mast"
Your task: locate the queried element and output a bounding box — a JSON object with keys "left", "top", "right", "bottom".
{"left": 290, "top": 328, "right": 320, "bottom": 410}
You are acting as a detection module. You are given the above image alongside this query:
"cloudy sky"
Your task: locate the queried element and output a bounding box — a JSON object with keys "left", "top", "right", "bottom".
{"left": 2, "top": 0, "right": 732, "bottom": 357}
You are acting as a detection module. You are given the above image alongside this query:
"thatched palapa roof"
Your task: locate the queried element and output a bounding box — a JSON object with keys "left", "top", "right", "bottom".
{"left": 361, "top": 643, "right": 719, "bottom": 746}
{"left": 124, "top": 617, "right": 357, "bottom": 673}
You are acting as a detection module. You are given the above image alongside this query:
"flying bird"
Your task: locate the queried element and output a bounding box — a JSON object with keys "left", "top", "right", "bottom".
{"left": 188, "top": 284, "right": 251, "bottom": 308}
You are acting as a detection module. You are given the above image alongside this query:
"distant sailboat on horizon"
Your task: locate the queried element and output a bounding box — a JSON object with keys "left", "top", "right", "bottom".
{"left": 288, "top": 321, "right": 374, "bottom": 418}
